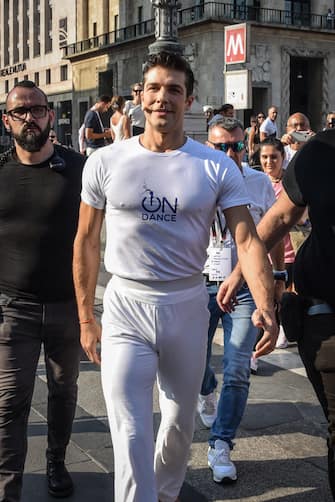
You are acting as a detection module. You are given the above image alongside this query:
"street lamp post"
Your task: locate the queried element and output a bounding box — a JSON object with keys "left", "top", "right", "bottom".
{"left": 149, "top": 0, "right": 183, "bottom": 55}
{"left": 148, "top": 0, "right": 207, "bottom": 142}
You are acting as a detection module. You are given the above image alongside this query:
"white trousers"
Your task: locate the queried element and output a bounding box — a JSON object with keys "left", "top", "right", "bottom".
{"left": 101, "top": 275, "right": 209, "bottom": 502}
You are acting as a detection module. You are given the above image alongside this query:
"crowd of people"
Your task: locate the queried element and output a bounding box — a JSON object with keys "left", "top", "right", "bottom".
{"left": 0, "top": 50, "right": 334, "bottom": 502}
{"left": 78, "top": 83, "right": 146, "bottom": 157}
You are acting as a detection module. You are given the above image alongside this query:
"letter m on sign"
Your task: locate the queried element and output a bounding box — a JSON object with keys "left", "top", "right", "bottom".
{"left": 225, "top": 24, "right": 247, "bottom": 64}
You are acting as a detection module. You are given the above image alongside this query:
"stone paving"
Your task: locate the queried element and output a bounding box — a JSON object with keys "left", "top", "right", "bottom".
{"left": 21, "top": 272, "right": 332, "bottom": 501}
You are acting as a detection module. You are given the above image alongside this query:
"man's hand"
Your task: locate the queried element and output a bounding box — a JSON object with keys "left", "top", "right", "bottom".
{"left": 80, "top": 319, "right": 102, "bottom": 365}
{"left": 252, "top": 308, "right": 279, "bottom": 358}
{"left": 280, "top": 132, "right": 295, "bottom": 145}
{"left": 104, "top": 128, "right": 112, "bottom": 139}
{"left": 216, "top": 270, "right": 244, "bottom": 313}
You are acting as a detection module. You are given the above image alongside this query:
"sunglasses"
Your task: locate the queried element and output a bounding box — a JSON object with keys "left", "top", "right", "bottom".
{"left": 209, "top": 141, "right": 245, "bottom": 153}
{"left": 133, "top": 89, "right": 142, "bottom": 94}
{"left": 257, "top": 115, "right": 265, "bottom": 119}
{"left": 7, "top": 105, "right": 49, "bottom": 121}
{"left": 49, "top": 136, "right": 56, "bottom": 140}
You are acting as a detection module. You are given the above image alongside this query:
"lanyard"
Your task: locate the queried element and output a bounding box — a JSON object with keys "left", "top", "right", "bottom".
{"left": 211, "top": 210, "right": 228, "bottom": 243}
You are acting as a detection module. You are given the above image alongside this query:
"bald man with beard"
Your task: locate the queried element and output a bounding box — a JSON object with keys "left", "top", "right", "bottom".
{"left": 280, "top": 112, "right": 315, "bottom": 169}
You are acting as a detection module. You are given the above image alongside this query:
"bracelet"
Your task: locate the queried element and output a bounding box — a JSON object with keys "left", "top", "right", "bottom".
{"left": 79, "top": 318, "right": 94, "bottom": 325}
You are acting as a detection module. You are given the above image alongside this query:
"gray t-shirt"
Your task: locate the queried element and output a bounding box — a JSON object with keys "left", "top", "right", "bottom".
{"left": 81, "top": 136, "right": 249, "bottom": 281}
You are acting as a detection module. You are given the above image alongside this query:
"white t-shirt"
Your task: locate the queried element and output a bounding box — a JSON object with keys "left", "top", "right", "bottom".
{"left": 260, "top": 117, "right": 278, "bottom": 137}
{"left": 204, "top": 165, "right": 276, "bottom": 272}
{"left": 128, "top": 105, "right": 145, "bottom": 128}
{"left": 81, "top": 136, "right": 250, "bottom": 281}
{"left": 283, "top": 144, "right": 297, "bottom": 169}
{"left": 123, "top": 100, "right": 134, "bottom": 116}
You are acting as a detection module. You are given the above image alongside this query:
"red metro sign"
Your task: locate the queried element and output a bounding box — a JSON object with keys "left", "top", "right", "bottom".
{"left": 224, "top": 24, "right": 247, "bottom": 64}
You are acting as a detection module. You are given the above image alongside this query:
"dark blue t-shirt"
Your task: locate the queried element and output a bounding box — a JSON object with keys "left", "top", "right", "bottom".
{"left": 84, "top": 109, "right": 105, "bottom": 148}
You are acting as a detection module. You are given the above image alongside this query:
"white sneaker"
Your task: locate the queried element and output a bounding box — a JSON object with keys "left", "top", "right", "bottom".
{"left": 208, "top": 439, "right": 237, "bottom": 483}
{"left": 250, "top": 354, "right": 258, "bottom": 375}
{"left": 276, "top": 325, "right": 289, "bottom": 349}
{"left": 197, "top": 392, "right": 217, "bottom": 428}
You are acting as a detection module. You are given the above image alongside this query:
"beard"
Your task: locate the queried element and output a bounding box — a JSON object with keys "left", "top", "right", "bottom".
{"left": 11, "top": 121, "right": 51, "bottom": 152}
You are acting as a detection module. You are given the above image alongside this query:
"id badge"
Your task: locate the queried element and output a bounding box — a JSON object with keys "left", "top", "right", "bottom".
{"left": 208, "top": 247, "right": 232, "bottom": 281}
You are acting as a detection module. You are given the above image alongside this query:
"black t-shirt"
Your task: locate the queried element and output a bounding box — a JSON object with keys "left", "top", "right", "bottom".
{"left": 0, "top": 145, "right": 85, "bottom": 302}
{"left": 283, "top": 129, "right": 335, "bottom": 307}
{"left": 84, "top": 109, "right": 105, "bottom": 148}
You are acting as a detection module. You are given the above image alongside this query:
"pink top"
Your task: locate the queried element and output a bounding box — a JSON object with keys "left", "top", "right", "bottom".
{"left": 272, "top": 179, "right": 295, "bottom": 264}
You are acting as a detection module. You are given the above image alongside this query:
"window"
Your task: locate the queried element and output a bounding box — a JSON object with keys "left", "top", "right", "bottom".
{"left": 34, "top": 0, "right": 41, "bottom": 57}
{"left": 93, "top": 22, "right": 97, "bottom": 37}
{"left": 137, "top": 6, "right": 143, "bottom": 34}
{"left": 285, "top": 0, "right": 311, "bottom": 25}
{"left": 24, "top": 75, "right": 28, "bottom": 80}
{"left": 34, "top": 72, "right": 39, "bottom": 86}
{"left": 5, "top": 81, "right": 9, "bottom": 94}
{"left": 14, "top": 78, "right": 18, "bottom": 86}
{"left": 23, "top": 0, "right": 30, "bottom": 59}
{"left": 46, "top": 68, "right": 51, "bottom": 84}
{"left": 4, "top": 0, "right": 9, "bottom": 66}
{"left": 44, "top": 0, "right": 53, "bottom": 53}
{"left": 233, "top": 0, "right": 246, "bottom": 20}
{"left": 60, "top": 65, "right": 68, "bottom": 81}
{"left": 138, "top": 6, "right": 143, "bottom": 23}
{"left": 13, "top": 0, "right": 19, "bottom": 63}
{"left": 59, "top": 17, "right": 67, "bottom": 48}
{"left": 114, "top": 15, "right": 119, "bottom": 31}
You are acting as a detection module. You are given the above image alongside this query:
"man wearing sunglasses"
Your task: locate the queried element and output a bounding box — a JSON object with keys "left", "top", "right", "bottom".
{"left": 124, "top": 82, "right": 145, "bottom": 135}
{"left": 199, "top": 117, "right": 284, "bottom": 484}
{"left": 0, "top": 80, "right": 85, "bottom": 500}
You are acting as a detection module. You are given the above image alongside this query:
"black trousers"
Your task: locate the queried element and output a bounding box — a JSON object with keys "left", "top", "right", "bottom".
{"left": 0, "top": 294, "right": 80, "bottom": 502}
{"left": 298, "top": 312, "right": 335, "bottom": 499}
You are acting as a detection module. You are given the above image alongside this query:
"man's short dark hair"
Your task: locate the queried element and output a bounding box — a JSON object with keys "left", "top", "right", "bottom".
{"left": 6, "top": 80, "right": 48, "bottom": 107}
{"left": 219, "top": 103, "right": 234, "bottom": 113}
{"left": 208, "top": 116, "right": 244, "bottom": 133}
{"left": 142, "top": 51, "right": 194, "bottom": 97}
{"left": 98, "top": 95, "right": 111, "bottom": 104}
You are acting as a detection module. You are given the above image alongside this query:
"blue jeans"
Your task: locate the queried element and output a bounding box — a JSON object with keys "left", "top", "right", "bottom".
{"left": 200, "top": 285, "right": 257, "bottom": 449}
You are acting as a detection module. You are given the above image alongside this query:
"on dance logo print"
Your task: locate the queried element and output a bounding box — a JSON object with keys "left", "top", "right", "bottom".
{"left": 141, "top": 189, "right": 178, "bottom": 222}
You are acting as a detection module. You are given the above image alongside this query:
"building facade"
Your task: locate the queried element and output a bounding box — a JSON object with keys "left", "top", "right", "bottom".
{"left": 1, "top": 1, "right": 334, "bottom": 147}
{"left": 0, "top": 0, "right": 76, "bottom": 148}
{"left": 63, "top": 0, "right": 335, "bottom": 139}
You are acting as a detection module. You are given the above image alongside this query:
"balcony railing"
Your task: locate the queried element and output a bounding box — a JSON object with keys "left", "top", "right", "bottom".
{"left": 178, "top": 2, "right": 332, "bottom": 29}
{"left": 63, "top": 2, "right": 333, "bottom": 58}
{"left": 64, "top": 18, "right": 155, "bottom": 57}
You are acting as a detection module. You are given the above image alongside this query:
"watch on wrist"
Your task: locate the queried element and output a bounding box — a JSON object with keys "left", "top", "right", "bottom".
{"left": 273, "top": 269, "right": 288, "bottom": 282}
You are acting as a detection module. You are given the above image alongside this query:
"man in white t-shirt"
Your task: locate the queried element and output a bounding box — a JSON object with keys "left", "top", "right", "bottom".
{"left": 73, "top": 52, "right": 278, "bottom": 502}
{"left": 124, "top": 82, "right": 145, "bottom": 135}
{"left": 260, "top": 105, "right": 278, "bottom": 141}
{"left": 199, "top": 117, "right": 283, "bottom": 484}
